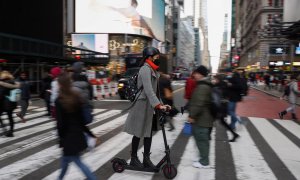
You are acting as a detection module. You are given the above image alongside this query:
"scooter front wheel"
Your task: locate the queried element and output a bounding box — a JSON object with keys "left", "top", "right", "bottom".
{"left": 162, "top": 164, "right": 177, "bottom": 179}
{"left": 112, "top": 161, "right": 125, "bottom": 173}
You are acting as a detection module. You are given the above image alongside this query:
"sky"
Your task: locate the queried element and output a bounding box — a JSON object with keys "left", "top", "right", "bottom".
{"left": 184, "top": 0, "right": 232, "bottom": 73}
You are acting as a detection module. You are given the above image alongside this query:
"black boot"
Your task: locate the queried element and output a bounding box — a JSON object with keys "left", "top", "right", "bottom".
{"left": 229, "top": 133, "right": 240, "bottom": 142}
{"left": 130, "top": 155, "right": 143, "bottom": 168}
{"left": 278, "top": 110, "right": 287, "bottom": 119}
{"left": 292, "top": 113, "right": 297, "bottom": 120}
{"left": 143, "top": 152, "right": 157, "bottom": 169}
{"left": 5, "top": 131, "right": 14, "bottom": 137}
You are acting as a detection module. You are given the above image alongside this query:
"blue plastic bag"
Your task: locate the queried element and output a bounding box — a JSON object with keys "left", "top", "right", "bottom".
{"left": 183, "top": 122, "right": 192, "bottom": 135}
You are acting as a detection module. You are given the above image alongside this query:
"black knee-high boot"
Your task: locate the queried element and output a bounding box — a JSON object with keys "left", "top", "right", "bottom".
{"left": 143, "top": 137, "right": 157, "bottom": 169}
{"left": 130, "top": 136, "right": 143, "bottom": 168}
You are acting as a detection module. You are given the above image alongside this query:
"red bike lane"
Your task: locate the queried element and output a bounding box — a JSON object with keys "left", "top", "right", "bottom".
{"left": 236, "top": 88, "right": 300, "bottom": 121}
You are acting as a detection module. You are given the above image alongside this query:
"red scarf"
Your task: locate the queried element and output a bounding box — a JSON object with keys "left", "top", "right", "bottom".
{"left": 146, "top": 59, "right": 159, "bottom": 70}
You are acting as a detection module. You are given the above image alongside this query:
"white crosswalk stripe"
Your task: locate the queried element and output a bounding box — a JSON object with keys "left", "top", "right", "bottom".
{"left": 0, "top": 107, "right": 300, "bottom": 180}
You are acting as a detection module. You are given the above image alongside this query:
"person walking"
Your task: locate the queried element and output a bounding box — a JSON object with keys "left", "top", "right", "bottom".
{"left": 55, "top": 73, "right": 96, "bottom": 180}
{"left": 188, "top": 65, "right": 214, "bottom": 168}
{"left": 124, "top": 47, "right": 171, "bottom": 169}
{"left": 184, "top": 71, "right": 196, "bottom": 110}
{"left": 50, "top": 67, "right": 62, "bottom": 119}
{"left": 213, "top": 74, "right": 240, "bottom": 142}
{"left": 279, "top": 74, "right": 300, "bottom": 120}
{"left": 16, "top": 72, "right": 31, "bottom": 122}
{"left": 40, "top": 72, "right": 53, "bottom": 116}
{"left": 0, "top": 71, "right": 20, "bottom": 137}
{"left": 225, "top": 70, "right": 243, "bottom": 130}
{"left": 159, "top": 72, "right": 176, "bottom": 131}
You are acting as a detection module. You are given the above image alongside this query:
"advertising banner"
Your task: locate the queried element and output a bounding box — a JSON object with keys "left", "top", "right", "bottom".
{"left": 75, "top": 0, "right": 165, "bottom": 42}
{"left": 72, "top": 34, "right": 109, "bottom": 53}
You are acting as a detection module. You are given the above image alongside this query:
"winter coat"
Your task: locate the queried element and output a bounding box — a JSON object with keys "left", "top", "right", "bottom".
{"left": 184, "top": 77, "right": 196, "bottom": 100}
{"left": 226, "top": 74, "right": 243, "bottom": 102}
{"left": 189, "top": 78, "right": 214, "bottom": 128}
{"left": 72, "top": 81, "right": 92, "bottom": 107}
{"left": 0, "top": 80, "right": 20, "bottom": 111}
{"left": 124, "top": 63, "right": 161, "bottom": 138}
{"left": 17, "top": 78, "right": 31, "bottom": 100}
{"left": 55, "top": 98, "right": 95, "bottom": 156}
{"left": 288, "top": 80, "right": 300, "bottom": 104}
{"left": 50, "top": 80, "right": 58, "bottom": 106}
{"left": 40, "top": 76, "right": 52, "bottom": 100}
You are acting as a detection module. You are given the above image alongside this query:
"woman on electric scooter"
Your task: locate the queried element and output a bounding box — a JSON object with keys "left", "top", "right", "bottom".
{"left": 124, "top": 47, "right": 171, "bottom": 169}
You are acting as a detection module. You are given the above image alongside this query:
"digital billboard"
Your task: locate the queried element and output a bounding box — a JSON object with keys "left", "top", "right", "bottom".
{"left": 72, "top": 34, "right": 109, "bottom": 54}
{"left": 75, "top": 0, "right": 165, "bottom": 42}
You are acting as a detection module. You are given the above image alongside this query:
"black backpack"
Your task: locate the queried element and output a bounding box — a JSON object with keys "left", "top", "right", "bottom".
{"left": 198, "top": 82, "right": 222, "bottom": 119}
{"left": 125, "top": 72, "right": 143, "bottom": 102}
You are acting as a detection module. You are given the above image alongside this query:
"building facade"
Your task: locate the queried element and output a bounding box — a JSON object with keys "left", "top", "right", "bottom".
{"left": 177, "top": 16, "right": 195, "bottom": 70}
{"left": 233, "top": 0, "right": 300, "bottom": 72}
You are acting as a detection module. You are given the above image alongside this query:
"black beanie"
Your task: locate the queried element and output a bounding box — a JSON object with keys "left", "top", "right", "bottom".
{"left": 194, "top": 65, "right": 208, "bottom": 77}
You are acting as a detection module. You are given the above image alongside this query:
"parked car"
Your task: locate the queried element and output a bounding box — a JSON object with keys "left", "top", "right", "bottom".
{"left": 117, "top": 67, "right": 140, "bottom": 99}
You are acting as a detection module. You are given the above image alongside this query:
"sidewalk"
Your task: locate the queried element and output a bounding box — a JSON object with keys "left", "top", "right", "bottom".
{"left": 251, "top": 84, "right": 300, "bottom": 105}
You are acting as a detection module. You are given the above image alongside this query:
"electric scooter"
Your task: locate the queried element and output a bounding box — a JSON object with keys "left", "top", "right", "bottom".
{"left": 111, "top": 110, "right": 177, "bottom": 179}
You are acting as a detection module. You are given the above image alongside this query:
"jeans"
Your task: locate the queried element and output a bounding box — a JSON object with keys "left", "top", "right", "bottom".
{"left": 18, "top": 99, "right": 29, "bottom": 117}
{"left": 228, "top": 101, "right": 239, "bottom": 129}
{"left": 58, "top": 156, "right": 96, "bottom": 180}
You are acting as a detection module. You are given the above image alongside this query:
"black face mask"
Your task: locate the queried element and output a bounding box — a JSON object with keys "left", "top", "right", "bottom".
{"left": 153, "top": 59, "right": 160, "bottom": 66}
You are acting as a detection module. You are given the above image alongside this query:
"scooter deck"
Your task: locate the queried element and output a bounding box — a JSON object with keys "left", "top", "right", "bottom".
{"left": 124, "top": 165, "right": 160, "bottom": 173}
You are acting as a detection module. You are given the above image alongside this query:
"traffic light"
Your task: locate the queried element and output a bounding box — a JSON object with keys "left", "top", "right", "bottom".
{"left": 233, "top": 55, "right": 240, "bottom": 60}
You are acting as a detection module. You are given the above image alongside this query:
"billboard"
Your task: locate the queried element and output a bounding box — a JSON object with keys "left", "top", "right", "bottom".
{"left": 284, "top": 0, "right": 300, "bottom": 22}
{"left": 75, "top": 0, "right": 165, "bottom": 42}
{"left": 72, "top": 34, "right": 109, "bottom": 54}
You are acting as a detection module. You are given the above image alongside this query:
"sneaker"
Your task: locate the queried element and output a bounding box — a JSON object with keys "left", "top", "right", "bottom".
{"left": 192, "top": 162, "right": 210, "bottom": 169}
{"left": 16, "top": 113, "right": 26, "bottom": 123}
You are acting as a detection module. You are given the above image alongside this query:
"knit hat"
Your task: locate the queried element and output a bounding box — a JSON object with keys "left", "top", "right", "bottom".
{"left": 50, "top": 67, "right": 62, "bottom": 78}
{"left": 72, "top": 62, "right": 84, "bottom": 73}
{"left": 194, "top": 65, "right": 208, "bottom": 77}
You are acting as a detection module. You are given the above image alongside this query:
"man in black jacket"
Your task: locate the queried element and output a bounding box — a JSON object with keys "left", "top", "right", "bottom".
{"left": 225, "top": 70, "right": 243, "bottom": 130}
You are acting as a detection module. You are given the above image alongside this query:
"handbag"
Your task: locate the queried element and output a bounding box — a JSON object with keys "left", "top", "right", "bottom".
{"left": 82, "top": 105, "right": 93, "bottom": 125}
{"left": 183, "top": 122, "right": 192, "bottom": 135}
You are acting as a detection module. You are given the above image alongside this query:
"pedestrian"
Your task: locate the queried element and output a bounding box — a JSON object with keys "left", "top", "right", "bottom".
{"left": 55, "top": 73, "right": 97, "bottom": 180}
{"left": 71, "top": 62, "right": 93, "bottom": 105}
{"left": 16, "top": 72, "right": 31, "bottom": 123}
{"left": 50, "top": 67, "right": 62, "bottom": 119}
{"left": 40, "top": 71, "right": 53, "bottom": 116}
{"left": 188, "top": 65, "right": 214, "bottom": 168}
{"left": 0, "top": 71, "right": 20, "bottom": 137}
{"left": 183, "top": 71, "right": 196, "bottom": 111}
{"left": 279, "top": 74, "right": 300, "bottom": 120}
{"left": 225, "top": 70, "right": 243, "bottom": 130}
{"left": 159, "top": 72, "right": 177, "bottom": 131}
{"left": 212, "top": 74, "right": 239, "bottom": 142}
{"left": 124, "top": 47, "right": 171, "bottom": 169}
{"left": 264, "top": 73, "right": 271, "bottom": 90}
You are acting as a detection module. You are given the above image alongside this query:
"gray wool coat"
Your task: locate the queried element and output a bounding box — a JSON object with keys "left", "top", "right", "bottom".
{"left": 287, "top": 80, "right": 300, "bottom": 104}
{"left": 124, "top": 63, "right": 161, "bottom": 138}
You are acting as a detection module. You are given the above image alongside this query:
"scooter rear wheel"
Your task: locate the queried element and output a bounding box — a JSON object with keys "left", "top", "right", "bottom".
{"left": 162, "top": 164, "right": 177, "bottom": 179}
{"left": 112, "top": 161, "right": 125, "bottom": 173}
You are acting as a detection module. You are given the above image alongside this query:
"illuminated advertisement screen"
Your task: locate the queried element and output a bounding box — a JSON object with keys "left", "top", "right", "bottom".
{"left": 72, "top": 34, "right": 109, "bottom": 53}
{"left": 75, "top": 0, "right": 165, "bottom": 42}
